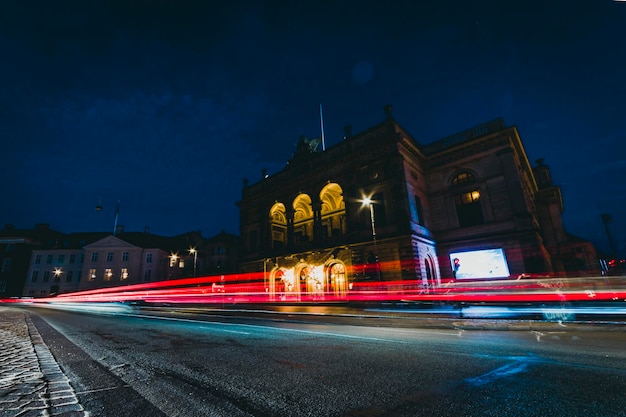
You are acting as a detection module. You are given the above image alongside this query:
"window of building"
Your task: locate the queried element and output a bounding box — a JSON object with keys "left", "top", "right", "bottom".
{"left": 455, "top": 190, "right": 484, "bottom": 227}
{"left": 35, "top": 254, "right": 41, "bottom": 264}
{"left": 146, "top": 253, "right": 153, "bottom": 263}
{"left": 122, "top": 251, "right": 129, "bottom": 262}
{"left": 144, "top": 269, "right": 152, "bottom": 282}
{"left": 47, "top": 255, "right": 53, "bottom": 264}
{"left": 43, "top": 271, "right": 50, "bottom": 282}
{"left": 66, "top": 271, "right": 73, "bottom": 283}
{"left": 58, "top": 254, "right": 64, "bottom": 264}
{"left": 53, "top": 271, "right": 61, "bottom": 283}
{"left": 107, "top": 252, "right": 114, "bottom": 262}
{"left": 28, "top": 289, "right": 34, "bottom": 296}
{"left": 104, "top": 268, "right": 112, "bottom": 281}
{"left": 292, "top": 193, "right": 314, "bottom": 244}
{"left": 0, "top": 281, "right": 6, "bottom": 293}
{"left": 69, "top": 254, "right": 75, "bottom": 264}
{"left": 320, "top": 182, "right": 346, "bottom": 239}
{"left": 77, "top": 270, "right": 82, "bottom": 282}
{"left": 91, "top": 252, "right": 98, "bottom": 262}
{"left": 6, "top": 243, "right": 15, "bottom": 251}
{"left": 31, "top": 271, "right": 39, "bottom": 282}
{"left": 80, "top": 254, "right": 85, "bottom": 263}
{"left": 453, "top": 172, "right": 475, "bottom": 185}
{"left": 89, "top": 269, "right": 96, "bottom": 281}
{"left": 39, "top": 290, "right": 46, "bottom": 296}
{"left": 414, "top": 196, "right": 424, "bottom": 226}
{"left": 1, "top": 258, "right": 11, "bottom": 272}
{"left": 121, "top": 268, "right": 129, "bottom": 280}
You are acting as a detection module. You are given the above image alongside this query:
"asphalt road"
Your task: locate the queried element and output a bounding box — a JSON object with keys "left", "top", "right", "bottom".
{"left": 26, "top": 304, "right": 626, "bottom": 417}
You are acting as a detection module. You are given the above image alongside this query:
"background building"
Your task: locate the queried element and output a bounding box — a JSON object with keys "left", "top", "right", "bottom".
{"left": 0, "top": 224, "right": 68, "bottom": 298}
{"left": 237, "top": 106, "right": 599, "bottom": 300}
{"left": 19, "top": 229, "right": 236, "bottom": 298}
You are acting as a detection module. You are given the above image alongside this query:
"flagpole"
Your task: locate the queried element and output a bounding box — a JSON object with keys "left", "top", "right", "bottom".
{"left": 320, "top": 103, "right": 326, "bottom": 151}
{"left": 113, "top": 200, "right": 120, "bottom": 236}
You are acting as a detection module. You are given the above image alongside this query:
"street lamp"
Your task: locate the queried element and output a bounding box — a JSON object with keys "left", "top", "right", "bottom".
{"left": 53, "top": 267, "right": 63, "bottom": 282}
{"left": 361, "top": 196, "right": 381, "bottom": 281}
{"left": 169, "top": 253, "right": 179, "bottom": 279}
{"left": 189, "top": 248, "right": 198, "bottom": 277}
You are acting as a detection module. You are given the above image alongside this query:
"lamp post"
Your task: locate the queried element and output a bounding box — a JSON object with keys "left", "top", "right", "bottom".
{"left": 189, "top": 248, "right": 198, "bottom": 277}
{"left": 169, "top": 253, "right": 178, "bottom": 279}
{"left": 53, "top": 267, "right": 63, "bottom": 282}
{"left": 96, "top": 199, "right": 121, "bottom": 236}
{"left": 361, "top": 196, "right": 381, "bottom": 282}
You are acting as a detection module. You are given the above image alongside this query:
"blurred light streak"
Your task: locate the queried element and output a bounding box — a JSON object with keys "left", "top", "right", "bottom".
{"left": 1, "top": 269, "right": 624, "bottom": 320}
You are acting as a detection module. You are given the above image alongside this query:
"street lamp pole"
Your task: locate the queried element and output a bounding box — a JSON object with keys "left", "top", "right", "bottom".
{"left": 189, "top": 248, "right": 198, "bottom": 277}
{"left": 601, "top": 213, "right": 618, "bottom": 259}
{"left": 362, "top": 196, "right": 381, "bottom": 282}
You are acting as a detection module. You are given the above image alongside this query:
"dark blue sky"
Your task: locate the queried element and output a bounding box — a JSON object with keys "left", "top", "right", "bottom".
{"left": 1, "top": 1, "right": 625, "bottom": 257}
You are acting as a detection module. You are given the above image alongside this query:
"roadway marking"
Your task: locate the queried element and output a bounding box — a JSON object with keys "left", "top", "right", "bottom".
{"left": 126, "top": 313, "right": 461, "bottom": 342}
{"left": 128, "top": 313, "right": 252, "bottom": 335}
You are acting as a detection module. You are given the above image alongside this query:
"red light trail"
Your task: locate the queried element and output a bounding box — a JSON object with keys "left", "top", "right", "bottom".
{"left": 2, "top": 267, "right": 625, "bottom": 307}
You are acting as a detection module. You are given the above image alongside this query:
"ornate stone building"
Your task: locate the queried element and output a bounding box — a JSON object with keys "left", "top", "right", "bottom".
{"left": 237, "top": 106, "right": 598, "bottom": 300}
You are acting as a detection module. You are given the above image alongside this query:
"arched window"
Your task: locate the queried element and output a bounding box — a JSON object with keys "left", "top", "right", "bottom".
{"left": 452, "top": 172, "right": 474, "bottom": 185}
{"left": 292, "top": 194, "right": 313, "bottom": 244}
{"left": 319, "top": 183, "right": 346, "bottom": 239}
{"left": 454, "top": 190, "right": 484, "bottom": 227}
{"left": 451, "top": 172, "right": 484, "bottom": 227}
{"left": 269, "top": 202, "right": 287, "bottom": 248}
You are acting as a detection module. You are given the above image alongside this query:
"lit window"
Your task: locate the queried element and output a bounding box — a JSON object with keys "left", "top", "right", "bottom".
{"left": 452, "top": 172, "right": 474, "bottom": 185}
{"left": 121, "top": 268, "right": 129, "bottom": 280}
{"left": 104, "top": 268, "right": 113, "bottom": 281}
{"left": 89, "top": 268, "right": 96, "bottom": 281}
{"left": 455, "top": 190, "right": 484, "bottom": 227}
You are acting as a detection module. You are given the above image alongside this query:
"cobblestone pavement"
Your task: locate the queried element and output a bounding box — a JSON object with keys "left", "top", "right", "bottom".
{"left": 0, "top": 307, "right": 88, "bottom": 417}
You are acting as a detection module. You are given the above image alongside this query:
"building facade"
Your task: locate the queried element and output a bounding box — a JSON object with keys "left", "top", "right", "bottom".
{"left": 20, "top": 230, "right": 237, "bottom": 297}
{"left": 0, "top": 224, "right": 69, "bottom": 298}
{"left": 237, "top": 106, "right": 599, "bottom": 300}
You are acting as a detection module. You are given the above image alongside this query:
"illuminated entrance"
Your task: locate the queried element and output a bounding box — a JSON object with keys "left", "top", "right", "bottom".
{"left": 268, "top": 259, "right": 348, "bottom": 300}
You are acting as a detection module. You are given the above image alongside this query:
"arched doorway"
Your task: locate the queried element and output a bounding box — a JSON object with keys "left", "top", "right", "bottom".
{"left": 326, "top": 261, "right": 348, "bottom": 298}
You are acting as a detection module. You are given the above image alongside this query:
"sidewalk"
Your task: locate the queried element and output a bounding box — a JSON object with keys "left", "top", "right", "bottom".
{"left": 0, "top": 307, "right": 88, "bottom": 417}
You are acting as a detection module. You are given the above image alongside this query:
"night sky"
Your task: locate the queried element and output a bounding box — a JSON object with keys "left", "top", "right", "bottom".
{"left": 1, "top": 1, "right": 625, "bottom": 257}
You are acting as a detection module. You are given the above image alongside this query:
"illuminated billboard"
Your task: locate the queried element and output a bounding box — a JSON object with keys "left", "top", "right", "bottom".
{"left": 449, "top": 248, "right": 510, "bottom": 279}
